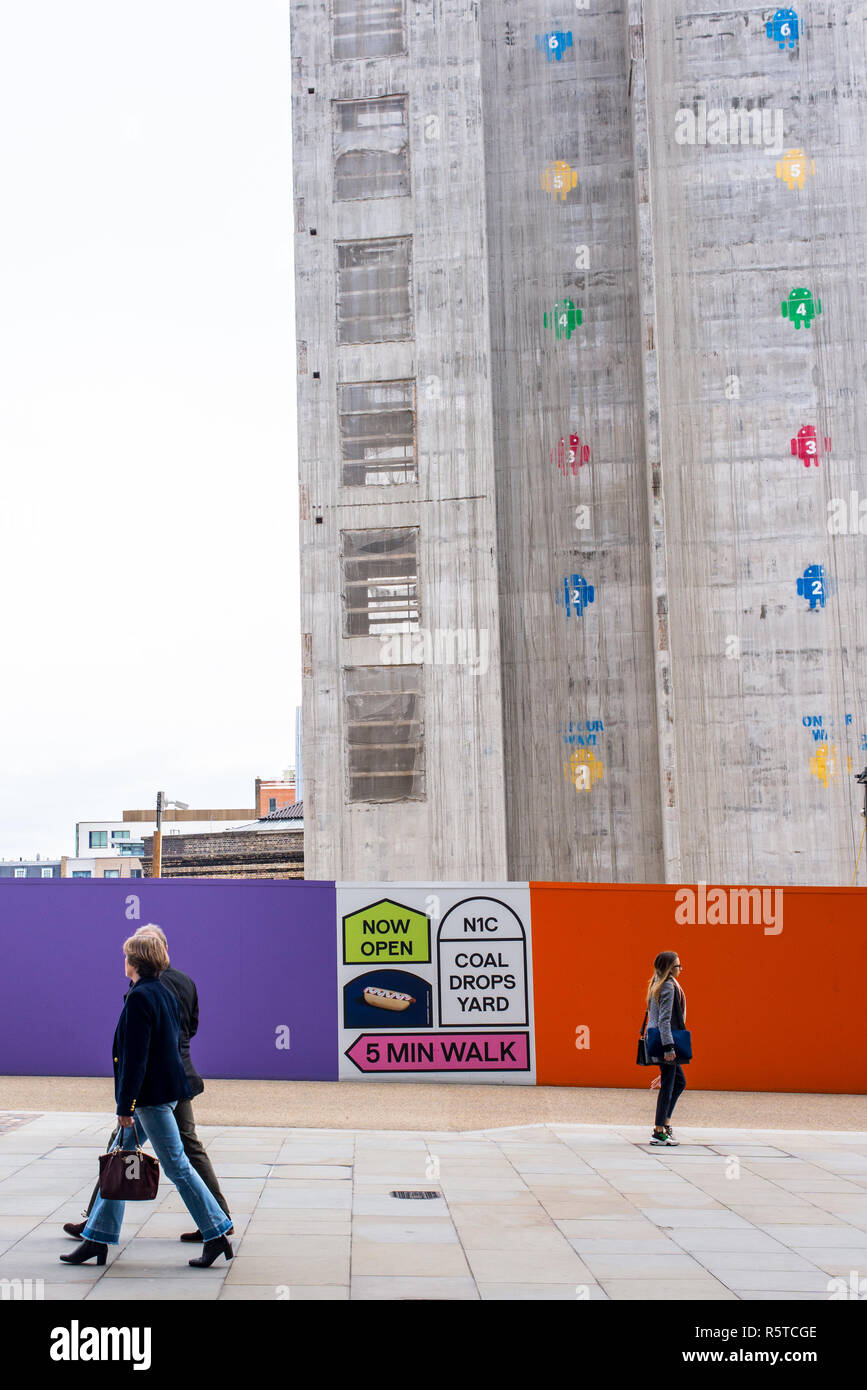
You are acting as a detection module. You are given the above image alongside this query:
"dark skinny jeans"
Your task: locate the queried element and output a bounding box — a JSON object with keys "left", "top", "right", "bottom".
{"left": 654, "top": 1062, "right": 686, "bottom": 1129}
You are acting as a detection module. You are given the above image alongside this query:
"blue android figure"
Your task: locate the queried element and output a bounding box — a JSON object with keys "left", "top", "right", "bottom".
{"left": 535, "top": 31, "right": 573, "bottom": 62}
{"left": 766, "top": 8, "right": 799, "bottom": 49}
{"left": 559, "top": 573, "right": 595, "bottom": 618}
{"left": 796, "top": 564, "right": 826, "bottom": 610}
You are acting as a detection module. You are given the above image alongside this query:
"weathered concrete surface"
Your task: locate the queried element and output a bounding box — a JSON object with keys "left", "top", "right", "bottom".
{"left": 291, "top": 1, "right": 867, "bottom": 885}
{"left": 640, "top": 1, "right": 867, "bottom": 883}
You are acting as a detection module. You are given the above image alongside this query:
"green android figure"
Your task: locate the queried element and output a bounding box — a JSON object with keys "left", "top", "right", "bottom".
{"left": 781, "top": 287, "right": 821, "bottom": 330}
{"left": 543, "top": 298, "right": 582, "bottom": 340}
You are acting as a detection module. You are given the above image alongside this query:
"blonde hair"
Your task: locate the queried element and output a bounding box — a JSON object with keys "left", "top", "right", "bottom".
{"left": 646, "top": 950, "right": 681, "bottom": 1005}
{"left": 135, "top": 923, "right": 168, "bottom": 948}
{"left": 123, "top": 933, "right": 169, "bottom": 979}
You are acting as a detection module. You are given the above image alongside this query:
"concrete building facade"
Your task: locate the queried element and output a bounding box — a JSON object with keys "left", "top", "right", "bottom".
{"left": 291, "top": 1, "right": 867, "bottom": 885}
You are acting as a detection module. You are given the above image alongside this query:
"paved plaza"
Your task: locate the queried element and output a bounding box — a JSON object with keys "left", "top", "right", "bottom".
{"left": 1, "top": 1110, "right": 866, "bottom": 1300}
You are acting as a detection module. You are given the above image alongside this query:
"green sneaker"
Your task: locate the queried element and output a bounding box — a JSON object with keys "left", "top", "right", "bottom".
{"left": 650, "top": 1130, "right": 680, "bottom": 1145}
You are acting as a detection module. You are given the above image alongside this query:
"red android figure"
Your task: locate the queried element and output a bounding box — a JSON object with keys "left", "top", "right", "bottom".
{"left": 790, "top": 425, "right": 831, "bottom": 467}
{"left": 551, "top": 434, "right": 590, "bottom": 475}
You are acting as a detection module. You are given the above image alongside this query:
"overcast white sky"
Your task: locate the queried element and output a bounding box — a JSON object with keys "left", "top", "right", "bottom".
{"left": 0, "top": 0, "right": 300, "bottom": 860}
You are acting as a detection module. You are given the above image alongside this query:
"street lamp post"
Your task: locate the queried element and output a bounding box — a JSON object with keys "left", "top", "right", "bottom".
{"left": 152, "top": 792, "right": 189, "bottom": 879}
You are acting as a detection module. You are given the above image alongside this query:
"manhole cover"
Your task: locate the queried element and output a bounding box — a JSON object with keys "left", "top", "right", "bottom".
{"left": 390, "top": 1190, "right": 441, "bottom": 1200}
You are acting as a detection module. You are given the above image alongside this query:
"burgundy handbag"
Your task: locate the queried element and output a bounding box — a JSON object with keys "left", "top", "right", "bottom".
{"left": 98, "top": 1121, "right": 160, "bottom": 1201}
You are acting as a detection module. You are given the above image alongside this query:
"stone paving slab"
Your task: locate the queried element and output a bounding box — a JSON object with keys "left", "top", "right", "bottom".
{"left": 1, "top": 1110, "right": 866, "bottom": 1301}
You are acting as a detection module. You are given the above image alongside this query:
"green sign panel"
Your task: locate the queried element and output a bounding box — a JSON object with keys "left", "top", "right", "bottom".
{"left": 343, "top": 899, "right": 431, "bottom": 965}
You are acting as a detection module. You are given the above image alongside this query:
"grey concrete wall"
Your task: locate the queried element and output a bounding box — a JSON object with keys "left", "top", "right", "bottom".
{"left": 291, "top": 0, "right": 509, "bottom": 881}
{"left": 481, "top": 0, "right": 665, "bottom": 882}
{"left": 641, "top": 1, "right": 867, "bottom": 883}
{"left": 291, "top": 0, "right": 867, "bottom": 887}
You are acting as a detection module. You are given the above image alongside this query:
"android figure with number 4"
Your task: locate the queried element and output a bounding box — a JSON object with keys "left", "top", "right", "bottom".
{"left": 781, "top": 287, "right": 821, "bottom": 329}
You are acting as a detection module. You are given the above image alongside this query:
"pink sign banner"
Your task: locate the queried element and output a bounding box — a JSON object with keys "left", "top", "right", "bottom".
{"left": 345, "top": 1031, "right": 530, "bottom": 1074}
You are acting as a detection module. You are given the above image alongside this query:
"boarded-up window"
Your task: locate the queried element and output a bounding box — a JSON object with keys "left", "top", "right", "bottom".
{"left": 345, "top": 665, "right": 424, "bottom": 802}
{"left": 337, "top": 238, "right": 412, "bottom": 344}
{"left": 332, "top": 0, "right": 406, "bottom": 60}
{"left": 342, "top": 528, "right": 419, "bottom": 636}
{"left": 339, "top": 380, "right": 417, "bottom": 486}
{"left": 334, "top": 97, "right": 409, "bottom": 201}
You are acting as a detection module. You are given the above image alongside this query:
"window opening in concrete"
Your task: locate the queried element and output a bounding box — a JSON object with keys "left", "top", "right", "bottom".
{"left": 336, "top": 238, "right": 412, "bottom": 344}
{"left": 344, "top": 664, "right": 425, "bottom": 802}
{"left": 341, "top": 528, "right": 419, "bottom": 636}
{"left": 339, "top": 380, "right": 417, "bottom": 486}
{"left": 332, "top": 0, "right": 406, "bottom": 60}
{"left": 334, "top": 96, "right": 410, "bottom": 201}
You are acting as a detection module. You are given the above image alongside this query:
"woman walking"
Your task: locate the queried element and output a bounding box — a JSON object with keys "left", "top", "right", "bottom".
{"left": 60, "top": 934, "right": 233, "bottom": 1269}
{"left": 646, "top": 950, "right": 687, "bottom": 1146}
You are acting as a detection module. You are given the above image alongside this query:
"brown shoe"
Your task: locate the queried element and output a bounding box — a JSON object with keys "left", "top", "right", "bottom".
{"left": 63, "top": 1221, "right": 87, "bottom": 1240}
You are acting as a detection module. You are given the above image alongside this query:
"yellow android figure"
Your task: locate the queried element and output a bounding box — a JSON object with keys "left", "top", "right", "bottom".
{"left": 565, "top": 749, "right": 604, "bottom": 792}
{"left": 775, "top": 148, "right": 816, "bottom": 191}
{"left": 541, "top": 160, "right": 578, "bottom": 201}
{"left": 809, "top": 744, "right": 852, "bottom": 788}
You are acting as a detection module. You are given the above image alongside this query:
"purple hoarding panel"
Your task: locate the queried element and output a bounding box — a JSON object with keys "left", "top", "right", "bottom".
{"left": 0, "top": 880, "right": 338, "bottom": 1082}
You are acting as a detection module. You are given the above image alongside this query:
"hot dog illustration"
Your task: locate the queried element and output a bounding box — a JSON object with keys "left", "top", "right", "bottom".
{"left": 362, "top": 986, "right": 415, "bottom": 1012}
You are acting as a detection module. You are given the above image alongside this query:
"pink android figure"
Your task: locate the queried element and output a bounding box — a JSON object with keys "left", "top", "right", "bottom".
{"left": 551, "top": 433, "right": 590, "bottom": 475}
{"left": 790, "top": 425, "right": 831, "bottom": 466}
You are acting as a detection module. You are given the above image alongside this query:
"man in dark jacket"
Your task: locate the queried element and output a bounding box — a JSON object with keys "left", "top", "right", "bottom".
{"left": 64, "top": 924, "right": 232, "bottom": 1243}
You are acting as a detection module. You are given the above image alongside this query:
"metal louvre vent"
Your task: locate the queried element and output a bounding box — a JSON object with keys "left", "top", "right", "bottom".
{"left": 334, "top": 97, "right": 410, "bottom": 202}
{"left": 344, "top": 665, "right": 425, "bottom": 804}
{"left": 336, "top": 238, "right": 412, "bottom": 344}
{"left": 338, "top": 380, "right": 417, "bottom": 487}
{"left": 390, "top": 1190, "right": 441, "bottom": 1200}
{"left": 341, "top": 527, "right": 419, "bottom": 636}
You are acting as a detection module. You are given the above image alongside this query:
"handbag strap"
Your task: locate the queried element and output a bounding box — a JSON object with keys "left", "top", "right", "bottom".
{"left": 639, "top": 1009, "right": 648, "bottom": 1037}
{"left": 111, "top": 1118, "right": 143, "bottom": 1152}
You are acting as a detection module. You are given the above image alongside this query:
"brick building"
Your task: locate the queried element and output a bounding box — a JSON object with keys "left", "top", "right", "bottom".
{"left": 140, "top": 805, "right": 304, "bottom": 879}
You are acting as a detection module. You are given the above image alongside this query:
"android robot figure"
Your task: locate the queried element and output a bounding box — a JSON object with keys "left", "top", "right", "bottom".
{"left": 543, "top": 299, "right": 582, "bottom": 339}
{"left": 552, "top": 433, "right": 590, "bottom": 474}
{"left": 559, "top": 573, "right": 595, "bottom": 618}
{"left": 540, "top": 160, "right": 579, "bottom": 201}
{"left": 564, "top": 749, "right": 604, "bottom": 793}
{"left": 536, "top": 31, "right": 573, "bottom": 61}
{"left": 781, "top": 288, "right": 821, "bottom": 329}
{"left": 776, "top": 148, "right": 815, "bottom": 191}
{"left": 766, "top": 8, "right": 799, "bottom": 49}
{"left": 790, "top": 425, "right": 830, "bottom": 466}
{"left": 796, "top": 564, "right": 826, "bottom": 610}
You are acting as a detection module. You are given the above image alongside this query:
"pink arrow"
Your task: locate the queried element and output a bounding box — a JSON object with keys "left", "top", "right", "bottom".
{"left": 345, "top": 1031, "right": 530, "bottom": 1073}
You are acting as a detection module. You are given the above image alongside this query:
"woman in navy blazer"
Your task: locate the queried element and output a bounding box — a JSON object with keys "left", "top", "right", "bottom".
{"left": 112, "top": 972, "right": 191, "bottom": 1116}
{"left": 60, "top": 934, "right": 233, "bottom": 1270}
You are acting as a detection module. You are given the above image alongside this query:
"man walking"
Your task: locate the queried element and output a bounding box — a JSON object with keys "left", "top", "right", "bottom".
{"left": 64, "top": 923, "right": 232, "bottom": 1243}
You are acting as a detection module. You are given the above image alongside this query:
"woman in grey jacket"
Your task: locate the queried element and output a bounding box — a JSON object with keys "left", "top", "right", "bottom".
{"left": 646, "top": 950, "right": 687, "bottom": 1146}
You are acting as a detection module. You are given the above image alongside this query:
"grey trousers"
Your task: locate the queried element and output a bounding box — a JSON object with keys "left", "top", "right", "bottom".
{"left": 84, "top": 1097, "right": 231, "bottom": 1221}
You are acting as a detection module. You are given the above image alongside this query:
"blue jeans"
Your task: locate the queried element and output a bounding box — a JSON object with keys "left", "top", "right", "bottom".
{"left": 83, "top": 1102, "right": 232, "bottom": 1246}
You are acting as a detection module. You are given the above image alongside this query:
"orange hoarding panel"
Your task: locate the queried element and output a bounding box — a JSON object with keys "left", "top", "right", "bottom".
{"left": 530, "top": 883, "right": 867, "bottom": 1094}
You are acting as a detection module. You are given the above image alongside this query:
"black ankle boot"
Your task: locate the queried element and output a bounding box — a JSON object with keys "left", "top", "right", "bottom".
{"left": 60, "top": 1239, "right": 108, "bottom": 1266}
{"left": 180, "top": 1224, "right": 233, "bottom": 1243}
{"left": 188, "top": 1234, "right": 233, "bottom": 1268}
